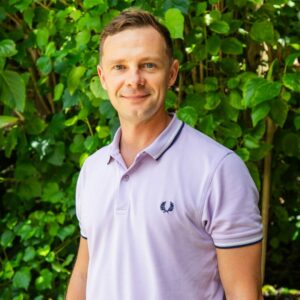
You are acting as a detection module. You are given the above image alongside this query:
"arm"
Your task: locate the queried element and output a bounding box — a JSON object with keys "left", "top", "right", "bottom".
{"left": 66, "top": 237, "right": 89, "bottom": 300}
{"left": 216, "top": 242, "right": 263, "bottom": 300}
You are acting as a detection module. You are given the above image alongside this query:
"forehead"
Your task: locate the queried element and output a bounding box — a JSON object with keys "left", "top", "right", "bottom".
{"left": 101, "top": 27, "right": 168, "bottom": 62}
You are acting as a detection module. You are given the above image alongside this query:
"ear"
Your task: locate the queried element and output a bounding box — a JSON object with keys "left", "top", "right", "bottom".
{"left": 97, "top": 65, "right": 107, "bottom": 90}
{"left": 168, "top": 59, "right": 179, "bottom": 87}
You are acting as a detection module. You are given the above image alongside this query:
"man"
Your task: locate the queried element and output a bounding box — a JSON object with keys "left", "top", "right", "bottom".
{"left": 66, "top": 9, "right": 263, "bottom": 300}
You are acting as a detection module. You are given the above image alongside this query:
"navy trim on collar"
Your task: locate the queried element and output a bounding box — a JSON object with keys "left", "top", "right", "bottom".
{"left": 106, "top": 115, "right": 185, "bottom": 164}
{"left": 155, "top": 122, "right": 185, "bottom": 160}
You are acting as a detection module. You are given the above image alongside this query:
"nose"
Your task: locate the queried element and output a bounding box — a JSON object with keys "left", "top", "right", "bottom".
{"left": 126, "top": 68, "right": 145, "bottom": 88}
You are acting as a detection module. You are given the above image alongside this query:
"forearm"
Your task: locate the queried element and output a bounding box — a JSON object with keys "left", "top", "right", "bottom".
{"left": 66, "top": 237, "right": 89, "bottom": 300}
{"left": 66, "top": 270, "right": 87, "bottom": 300}
{"left": 217, "top": 243, "right": 263, "bottom": 300}
{"left": 224, "top": 286, "right": 263, "bottom": 300}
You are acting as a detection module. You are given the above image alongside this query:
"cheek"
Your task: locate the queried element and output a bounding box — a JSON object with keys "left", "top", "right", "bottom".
{"left": 105, "top": 76, "right": 123, "bottom": 92}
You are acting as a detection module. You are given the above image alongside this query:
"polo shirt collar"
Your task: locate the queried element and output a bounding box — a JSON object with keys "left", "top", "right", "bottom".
{"left": 106, "top": 114, "right": 184, "bottom": 164}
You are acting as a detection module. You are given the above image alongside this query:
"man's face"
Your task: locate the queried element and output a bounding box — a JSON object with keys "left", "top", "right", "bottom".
{"left": 98, "top": 26, "right": 179, "bottom": 125}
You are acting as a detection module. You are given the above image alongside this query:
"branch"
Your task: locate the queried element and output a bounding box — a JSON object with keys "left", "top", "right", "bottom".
{"left": 261, "top": 117, "right": 277, "bottom": 282}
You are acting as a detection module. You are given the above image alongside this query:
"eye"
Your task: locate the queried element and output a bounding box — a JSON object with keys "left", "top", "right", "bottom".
{"left": 143, "top": 63, "right": 156, "bottom": 69}
{"left": 113, "top": 65, "right": 125, "bottom": 70}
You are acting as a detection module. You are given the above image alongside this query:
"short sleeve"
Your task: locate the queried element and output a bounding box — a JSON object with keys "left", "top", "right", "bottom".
{"left": 202, "top": 152, "right": 262, "bottom": 248}
{"left": 76, "top": 162, "right": 88, "bottom": 239}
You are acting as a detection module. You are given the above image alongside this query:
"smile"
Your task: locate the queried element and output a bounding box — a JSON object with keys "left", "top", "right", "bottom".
{"left": 121, "top": 94, "right": 150, "bottom": 100}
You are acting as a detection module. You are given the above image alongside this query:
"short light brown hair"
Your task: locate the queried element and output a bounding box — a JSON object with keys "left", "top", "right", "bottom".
{"left": 99, "top": 8, "right": 174, "bottom": 61}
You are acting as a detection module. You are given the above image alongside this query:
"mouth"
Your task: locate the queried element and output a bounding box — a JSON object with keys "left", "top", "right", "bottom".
{"left": 120, "top": 93, "right": 150, "bottom": 100}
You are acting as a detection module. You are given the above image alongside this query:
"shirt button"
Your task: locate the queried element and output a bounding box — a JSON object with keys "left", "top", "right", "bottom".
{"left": 123, "top": 175, "right": 130, "bottom": 181}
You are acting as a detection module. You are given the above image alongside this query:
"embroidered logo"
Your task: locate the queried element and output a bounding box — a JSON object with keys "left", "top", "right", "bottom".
{"left": 160, "top": 201, "right": 174, "bottom": 213}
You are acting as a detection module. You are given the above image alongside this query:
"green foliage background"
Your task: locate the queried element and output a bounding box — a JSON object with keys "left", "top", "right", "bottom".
{"left": 0, "top": 0, "right": 300, "bottom": 298}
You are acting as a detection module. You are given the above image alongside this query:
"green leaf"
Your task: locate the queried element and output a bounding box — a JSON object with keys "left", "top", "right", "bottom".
{"left": 2, "top": 261, "right": 14, "bottom": 280}
{"left": 251, "top": 103, "right": 270, "bottom": 127}
{"left": 84, "top": 136, "right": 98, "bottom": 152}
{"left": 206, "top": 35, "right": 221, "bottom": 55}
{"left": 96, "top": 126, "right": 110, "bottom": 139}
{"left": 199, "top": 114, "right": 216, "bottom": 137}
{"left": 37, "top": 245, "right": 51, "bottom": 257}
{"left": 45, "top": 41, "right": 56, "bottom": 57}
{"left": 62, "top": 254, "right": 75, "bottom": 267}
{"left": 0, "top": 115, "right": 18, "bottom": 128}
{"left": 77, "top": 12, "right": 102, "bottom": 31}
{"left": 1, "top": 230, "right": 14, "bottom": 248}
{"left": 220, "top": 58, "right": 240, "bottom": 74}
{"left": 17, "top": 222, "right": 36, "bottom": 241}
{"left": 54, "top": 83, "right": 64, "bottom": 101}
{"left": 83, "top": 0, "right": 107, "bottom": 9}
{"left": 65, "top": 115, "right": 78, "bottom": 127}
{"left": 42, "top": 182, "right": 64, "bottom": 203}
{"left": 209, "top": 21, "right": 230, "bottom": 34}
{"left": 70, "top": 134, "right": 85, "bottom": 153}
{"left": 165, "top": 90, "right": 177, "bottom": 110}
{"left": 58, "top": 224, "right": 76, "bottom": 241}
{"left": 196, "top": 2, "right": 207, "bottom": 15}
{"left": 218, "top": 121, "right": 242, "bottom": 138}
{"left": 280, "top": 133, "right": 300, "bottom": 157}
{"left": 35, "top": 28, "right": 49, "bottom": 48}
{"left": 90, "top": 76, "right": 108, "bottom": 99}
{"left": 165, "top": 8, "right": 185, "bottom": 39}
{"left": 13, "top": 267, "right": 31, "bottom": 290}
{"left": 204, "top": 92, "right": 221, "bottom": 110}
{"left": 244, "top": 134, "right": 260, "bottom": 149}
{"left": 23, "top": 246, "right": 36, "bottom": 262}
{"left": 204, "top": 77, "right": 218, "bottom": 92}
{"left": 221, "top": 38, "right": 243, "bottom": 55}
{"left": 270, "top": 99, "right": 289, "bottom": 127}
{"left": 0, "top": 39, "right": 17, "bottom": 57}
{"left": 99, "top": 100, "right": 116, "bottom": 119}
{"left": 229, "top": 90, "right": 245, "bottom": 110}
{"left": 282, "top": 73, "right": 300, "bottom": 92}
{"left": 76, "top": 30, "right": 91, "bottom": 47}
{"left": 25, "top": 115, "right": 47, "bottom": 135}
{"left": 0, "top": 70, "right": 26, "bottom": 112}
{"left": 35, "top": 269, "right": 53, "bottom": 291}
{"left": 227, "top": 77, "right": 240, "bottom": 89}
{"left": 177, "top": 106, "right": 198, "bottom": 127}
{"left": 246, "top": 162, "right": 261, "bottom": 190}
{"left": 243, "top": 78, "right": 281, "bottom": 107}
{"left": 36, "top": 56, "right": 52, "bottom": 75}
{"left": 250, "top": 21, "right": 274, "bottom": 43}
{"left": 18, "top": 178, "right": 42, "bottom": 200}
{"left": 250, "top": 143, "right": 273, "bottom": 161}
{"left": 67, "top": 66, "right": 86, "bottom": 95}
{"left": 163, "top": 0, "right": 190, "bottom": 14}
{"left": 267, "top": 59, "right": 279, "bottom": 80}
{"left": 23, "top": 7, "right": 34, "bottom": 28}
{"left": 209, "top": 10, "right": 221, "bottom": 21}
{"left": 62, "top": 90, "right": 81, "bottom": 109}
{"left": 4, "top": 127, "right": 18, "bottom": 157}
{"left": 236, "top": 147, "right": 250, "bottom": 161}
{"left": 294, "top": 116, "right": 300, "bottom": 130}
{"left": 47, "top": 142, "right": 65, "bottom": 166}
{"left": 285, "top": 52, "right": 300, "bottom": 67}
{"left": 233, "top": 0, "right": 247, "bottom": 6}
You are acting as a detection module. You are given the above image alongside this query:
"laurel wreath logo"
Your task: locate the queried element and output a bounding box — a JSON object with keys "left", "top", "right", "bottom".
{"left": 160, "top": 201, "right": 174, "bottom": 213}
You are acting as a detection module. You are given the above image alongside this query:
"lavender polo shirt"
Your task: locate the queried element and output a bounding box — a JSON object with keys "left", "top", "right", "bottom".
{"left": 76, "top": 115, "right": 262, "bottom": 300}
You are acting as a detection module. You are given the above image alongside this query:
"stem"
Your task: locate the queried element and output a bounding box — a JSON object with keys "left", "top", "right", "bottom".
{"left": 85, "top": 118, "right": 93, "bottom": 136}
{"left": 28, "top": 67, "right": 51, "bottom": 115}
{"left": 199, "top": 62, "right": 204, "bottom": 83}
{"left": 261, "top": 117, "right": 277, "bottom": 282}
{"left": 14, "top": 110, "right": 25, "bottom": 121}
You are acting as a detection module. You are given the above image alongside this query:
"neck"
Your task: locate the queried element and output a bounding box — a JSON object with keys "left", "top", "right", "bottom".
{"left": 119, "top": 113, "right": 171, "bottom": 167}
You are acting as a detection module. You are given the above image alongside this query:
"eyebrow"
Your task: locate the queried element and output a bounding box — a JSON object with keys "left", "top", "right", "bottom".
{"left": 106, "top": 56, "right": 164, "bottom": 65}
